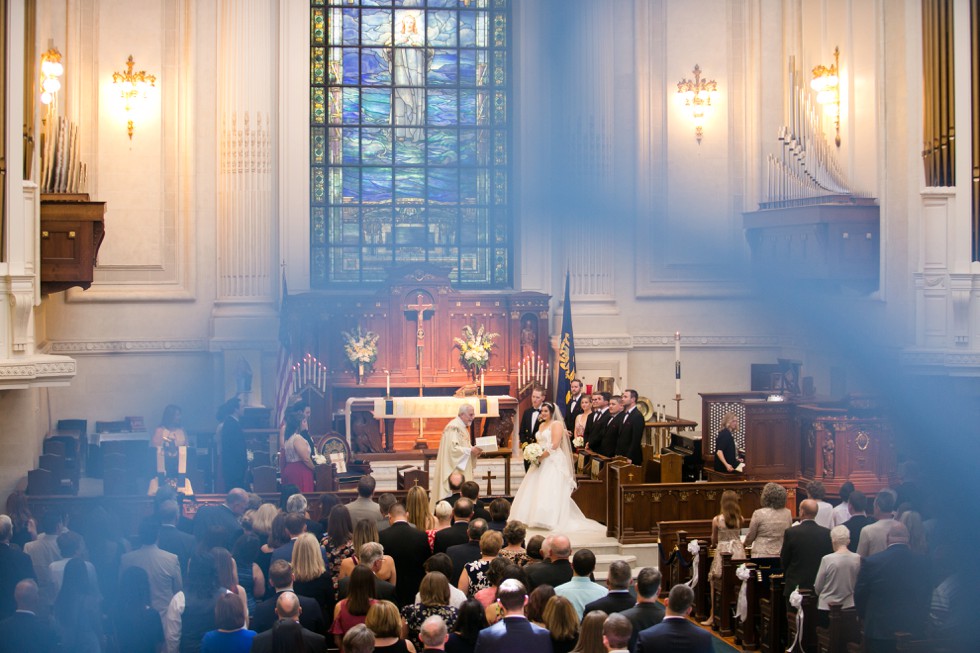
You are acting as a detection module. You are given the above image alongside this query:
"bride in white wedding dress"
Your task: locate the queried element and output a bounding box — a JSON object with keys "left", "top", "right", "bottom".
{"left": 510, "top": 402, "right": 605, "bottom": 533}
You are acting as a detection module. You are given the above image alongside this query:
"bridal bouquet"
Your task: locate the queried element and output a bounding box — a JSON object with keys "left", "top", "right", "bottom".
{"left": 342, "top": 327, "right": 380, "bottom": 368}
{"left": 523, "top": 443, "right": 544, "bottom": 466}
{"left": 454, "top": 325, "right": 499, "bottom": 373}
{"left": 573, "top": 436, "right": 584, "bottom": 448}
{"left": 312, "top": 453, "right": 327, "bottom": 466}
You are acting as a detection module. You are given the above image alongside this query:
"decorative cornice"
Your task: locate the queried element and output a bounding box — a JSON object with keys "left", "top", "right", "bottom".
{"left": 0, "top": 354, "right": 76, "bottom": 388}
{"left": 574, "top": 334, "right": 796, "bottom": 350}
{"left": 901, "top": 349, "right": 980, "bottom": 369}
{"left": 47, "top": 339, "right": 208, "bottom": 355}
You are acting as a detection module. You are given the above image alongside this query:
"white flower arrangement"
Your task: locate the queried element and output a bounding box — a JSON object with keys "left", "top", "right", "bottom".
{"left": 573, "top": 436, "right": 584, "bottom": 448}
{"left": 312, "top": 453, "right": 327, "bottom": 466}
{"left": 523, "top": 443, "right": 544, "bottom": 466}
{"left": 342, "top": 327, "right": 380, "bottom": 367}
{"left": 454, "top": 325, "right": 499, "bottom": 373}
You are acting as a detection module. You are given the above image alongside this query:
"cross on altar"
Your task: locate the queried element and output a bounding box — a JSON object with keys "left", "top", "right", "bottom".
{"left": 483, "top": 469, "right": 497, "bottom": 497}
{"left": 406, "top": 293, "right": 434, "bottom": 399}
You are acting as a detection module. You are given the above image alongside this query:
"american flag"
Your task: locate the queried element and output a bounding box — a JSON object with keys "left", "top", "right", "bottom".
{"left": 274, "top": 271, "right": 293, "bottom": 427}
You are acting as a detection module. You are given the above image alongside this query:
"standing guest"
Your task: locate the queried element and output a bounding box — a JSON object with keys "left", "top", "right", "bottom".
{"left": 781, "top": 500, "right": 833, "bottom": 601}
{"left": 0, "top": 515, "right": 35, "bottom": 619}
{"left": 53, "top": 558, "right": 102, "bottom": 653}
{"left": 331, "top": 565, "right": 378, "bottom": 650}
{"left": 702, "top": 490, "right": 746, "bottom": 625}
{"left": 250, "top": 560, "right": 325, "bottom": 635}
{"left": 713, "top": 412, "right": 742, "bottom": 473}
{"left": 472, "top": 558, "right": 514, "bottom": 608}
{"left": 441, "top": 472, "right": 465, "bottom": 506}
{"left": 416, "top": 555, "right": 468, "bottom": 609}
{"left": 899, "top": 510, "right": 929, "bottom": 555}
{"left": 813, "top": 525, "right": 861, "bottom": 627}
{"left": 251, "top": 592, "right": 327, "bottom": 653}
{"left": 572, "top": 394, "right": 593, "bottom": 442}
{"left": 525, "top": 535, "right": 546, "bottom": 563}
{"left": 473, "top": 579, "right": 552, "bottom": 653}
{"left": 292, "top": 532, "right": 334, "bottom": 619}
{"left": 855, "top": 523, "right": 933, "bottom": 653}
{"left": 231, "top": 532, "right": 265, "bottom": 617}
{"left": 842, "top": 491, "right": 875, "bottom": 553}
{"left": 569, "top": 610, "right": 607, "bottom": 653}
{"left": 317, "top": 495, "right": 340, "bottom": 535}
{"left": 526, "top": 585, "right": 555, "bottom": 627}
{"left": 601, "top": 613, "right": 632, "bottom": 653}
{"left": 565, "top": 378, "right": 586, "bottom": 433}
{"left": 405, "top": 486, "right": 436, "bottom": 532}
{"left": 420, "top": 615, "right": 450, "bottom": 652}
{"left": 583, "top": 560, "right": 634, "bottom": 617}
{"left": 0, "top": 579, "right": 59, "bottom": 653}
{"left": 634, "top": 584, "right": 712, "bottom": 653}
{"left": 113, "top": 567, "right": 164, "bottom": 653}
{"left": 250, "top": 502, "right": 280, "bottom": 541}
{"left": 165, "top": 551, "right": 222, "bottom": 653}
{"left": 445, "top": 518, "right": 487, "bottom": 586}
{"left": 743, "top": 482, "right": 793, "bottom": 557}
{"left": 401, "top": 572, "right": 460, "bottom": 650}
{"left": 555, "top": 549, "right": 607, "bottom": 620}
{"left": 433, "top": 406, "right": 482, "bottom": 503}
{"left": 434, "top": 500, "right": 474, "bottom": 555}
{"left": 212, "top": 547, "right": 249, "bottom": 626}
{"left": 619, "top": 567, "right": 665, "bottom": 651}
{"left": 486, "top": 499, "right": 510, "bottom": 532}
{"left": 445, "top": 599, "right": 488, "bottom": 653}
{"left": 616, "top": 389, "right": 646, "bottom": 466}
{"left": 158, "top": 499, "right": 196, "bottom": 577}
{"left": 338, "top": 543, "right": 398, "bottom": 603}
{"left": 519, "top": 386, "right": 546, "bottom": 472}
{"left": 270, "top": 512, "right": 308, "bottom": 566}
{"left": 347, "top": 476, "right": 384, "bottom": 526}
{"left": 120, "top": 516, "right": 183, "bottom": 618}
{"left": 857, "top": 490, "right": 900, "bottom": 558}
{"left": 217, "top": 397, "right": 246, "bottom": 492}
{"left": 377, "top": 494, "right": 398, "bottom": 534}
{"left": 343, "top": 623, "right": 377, "bottom": 653}
{"left": 285, "top": 493, "right": 325, "bottom": 540}
{"left": 380, "top": 503, "right": 431, "bottom": 607}
{"left": 193, "top": 489, "right": 248, "bottom": 550}
{"left": 526, "top": 534, "right": 573, "bottom": 591}
{"left": 281, "top": 412, "right": 315, "bottom": 492}
{"left": 807, "top": 481, "right": 834, "bottom": 529}
{"left": 830, "top": 481, "right": 855, "bottom": 528}
{"left": 340, "top": 519, "right": 397, "bottom": 585}
{"left": 323, "top": 504, "right": 355, "bottom": 593}
{"left": 5, "top": 491, "right": 36, "bottom": 550}
{"left": 200, "top": 592, "right": 256, "bottom": 653}
{"left": 50, "top": 529, "right": 99, "bottom": 599}
{"left": 257, "top": 512, "right": 287, "bottom": 593}
{"left": 23, "top": 510, "right": 64, "bottom": 611}
{"left": 459, "top": 483, "right": 491, "bottom": 523}
{"left": 458, "top": 530, "right": 503, "bottom": 597}
{"left": 428, "top": 502, "right": 454, "bottom": 552}
{"left": 499, "top": 521, "right": 529, "bottom": 567}
{"left": 481, "top": 564, "right": 527, "bottom": 625}
{"left": 366, "top": 600, "right": 417, "bottom": 653}
{"left": 543, "top": 595, "right": 579, "bottom": 653}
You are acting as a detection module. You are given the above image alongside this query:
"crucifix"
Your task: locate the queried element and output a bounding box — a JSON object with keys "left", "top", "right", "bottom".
{"left": 483, "top": 469, "right": 497, "bottom": 497}
{"left": 406, "top": 293, "right": 434, "bottom": 397}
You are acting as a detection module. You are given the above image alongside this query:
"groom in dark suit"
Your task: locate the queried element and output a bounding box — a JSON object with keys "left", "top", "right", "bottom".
{"left": 518, "top": 385, "right": 545, "bottom": 471}
{"left": 474, "top": 579, "right": 553, "bottom": 653}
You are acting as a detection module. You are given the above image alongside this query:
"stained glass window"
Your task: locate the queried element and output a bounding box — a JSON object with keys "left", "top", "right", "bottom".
{"left": 311, "top": 0, "right": 510, "bottom": 287}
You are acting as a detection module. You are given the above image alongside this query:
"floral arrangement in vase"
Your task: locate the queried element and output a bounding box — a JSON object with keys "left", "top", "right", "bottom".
{"left": 454, "top": 325, "right": 498, "bottom": 374}
{"left": 342, "top": 327, "right": 380, "bottom": 383}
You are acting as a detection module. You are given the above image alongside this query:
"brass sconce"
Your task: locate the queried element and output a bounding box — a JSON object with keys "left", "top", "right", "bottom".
{"left": 40, "top": 48, "right": 64, "bottom": 106}
{"left": 676, "top": 64, "right": 718, "bottom": 145}
{"left": 811, "top": 47, "right": 841, "bottom": 147}
{"left": 112, "top": 55, "right": 157, "bottom": 140}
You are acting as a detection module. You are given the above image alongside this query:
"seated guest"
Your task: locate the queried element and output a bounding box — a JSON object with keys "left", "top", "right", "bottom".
{"left": 251, "top": 559, "right": 324, "bottom": 634}
{"left": 525, "top": 585, "right": 555, "bottom": 627}
{"left": 499, "top": 520, "right": 529, "bottom": 567}
{"left": 401, "top": 572, "right": 459, "bottom": 651}
{"left": 830, "top": 481, "right": 855, "bottom": 528}
{"left": 114, "top": 567, "right": 165, "bottom": 653}
{"left": 251, "top": 592, "right": 327, "bottom": 653}
{"left": 446, "top": 599, "right": 488, "bottom": 653}
{"left": 583, "top": 560, "right": 634, "bottom": 616}
{"left": 53, "top": 558, "right": 102, "bottom": 653}
{"left": 601, "top": 613, "right": 632, "bottom": 653}
{"left": 347, "top": 476, "right": 383, "bottom": 526}
{"left": 634, "top": 584, "right": 712, "bottom": 653}
{"left": 619, "top": 567, "right": 665, "bottom": 651}
{"left": 842, "top": 490, "right": 875, "bottom": 554}
{"left": 473, "top": 579, "right": 552, "bottom": 652}
{"left": 458, "top": 530, "right": 503, "bottom": 597}
{"left": 416, "top": 554, "right": 467, "bottom": 609}
{"left": 543, "top": 595, "right": 579, "bottom": 653}
{"left": 486, "top": 499, "right": 510, "bottom": 532}
{"left": 343, "top": 623, "right": 377, "bottom": 653}
{"left": 806, "top": 480, "right": 834, "bottom": 529}
{"left": 857, "top": 489, "right": 899, "bottom": 558}
{"left": 366, "top": 600, "right": 416, "bottom": 653}
{"left": 569, "top": 610, "right": 606, "bottom": 653}
{"left": 743, "top": 482, "right": 793, "bottom": 558}
{"left": 813, "top": 525, "right": 861, "bottom": 627}
{"left": 340, "top": 519, "right": 397, "bottom": 585}
{"left": 200, "top": 592, "right": 256, "bottom": 653}
{"left": 0, "top": 579, "right": 59, "bottom": 653}
{"left": 338, "top": 543, "right": 398, "bottom": 604}
{"left": 331, "top": 565, "right": 378, "bottom": 651}
{"left": 292, "top": 532, "right": 334, "bottom": 619}
{"left": 555, "top": 549, "right": 607, "bottom": 620}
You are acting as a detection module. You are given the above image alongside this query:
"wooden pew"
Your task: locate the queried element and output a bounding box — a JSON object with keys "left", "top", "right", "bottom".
{"left": 816, "top": 603, "right": 862, "bottom": 653}
{"left": 894, "top": 633, "right": 957, "bottom": 653}
{"left": 657, "top": 521, "right": 714, "bottom": 598}
{"left": 692, "top": 539, "right": 711, "bottom": 622}
{"left": 786, "top": 588, "right": 819, "bottom": 653}
{"left": 759, "top": 574, "right": 786, "bottom": 653}
{"left": 734, "top": 557, "right": 782, "bottom": 650}
{"left": 711, "top": 550, "right": 739, "bottom": 636}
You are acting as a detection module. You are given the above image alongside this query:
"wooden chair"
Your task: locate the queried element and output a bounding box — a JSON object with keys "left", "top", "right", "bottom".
{"left": 816, "top": 604, "right": 862, "bottom": 653}
{"left": 251, "top": 465, "right": 278, "bottom": 494}
{"left": 250, "top": 451, "right": 271, "bottom": 468}
{"left": 318, "top": 433, "right": 373, "bottom": 489}
{"left": 27, "top": 468, "right": 59, "bottom": 495}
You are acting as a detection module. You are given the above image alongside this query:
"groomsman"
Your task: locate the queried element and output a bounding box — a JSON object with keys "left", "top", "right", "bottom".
{"left": 564, "top": 379, "right": 585, "bottom": 433}
{"left": 617, "top": 389, "right": 646, "bottom": 466}
{"left": 518, "top": 385, "right": 545, "bottom": 471}
{"left": 584, "top": 392, "right": 611, "bottom": 452}
{"left": 598, "top": 395, "right": 625, "bottom": 458}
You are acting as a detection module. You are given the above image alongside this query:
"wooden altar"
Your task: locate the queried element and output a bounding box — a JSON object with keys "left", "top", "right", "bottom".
{"left": 285, "top": 265, "right": 549, "bottom": 451}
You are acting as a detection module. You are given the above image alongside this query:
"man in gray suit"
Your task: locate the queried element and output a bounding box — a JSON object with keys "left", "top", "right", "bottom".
{"left": 857, "top": 489, "right": 899, "bottom": 558}
{"left": 346, "top": 476, "right": 382, "bottom": 526}
{"left": 120, "top": 517, "right": 182, "bottom": 617}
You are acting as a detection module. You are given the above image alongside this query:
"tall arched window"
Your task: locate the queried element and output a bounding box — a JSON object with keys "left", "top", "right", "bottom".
{"left": 310, "top": 0, "right": 510, "bottom": 287}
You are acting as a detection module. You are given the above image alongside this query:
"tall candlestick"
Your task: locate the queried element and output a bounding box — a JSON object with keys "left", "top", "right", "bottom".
{"left": 674, "top": 331, "right": 681, "bottom": 397}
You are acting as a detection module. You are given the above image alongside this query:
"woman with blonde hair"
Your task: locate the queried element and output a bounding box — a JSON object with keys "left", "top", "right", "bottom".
{"left": 249, "top": 503, "right": 279, "bottom": 540}
{"left": 569, "top": 610, "right": 607, "bottom": 653}
{"left": 543, "top": 595, "right": 579, "bottom": 653}
{"left": 744, "top": 482, "right": 793, "bottom": 557}
{"left": 702, "top": 489, "right": 746, "bottom": 625}
{"left": 339, "top": 519, "right": 396, "bottom": 584}
{"left": 899, "top": 510, "right": 928, "bottom": 555}
{"left": 292, "top": 532, "right": 333, "bottom": 616}
{"left": 405, "top": 486, "right": 435, "bottom": 533}
{"left": 366, "top": 600, "right": 417, "bottom": 653}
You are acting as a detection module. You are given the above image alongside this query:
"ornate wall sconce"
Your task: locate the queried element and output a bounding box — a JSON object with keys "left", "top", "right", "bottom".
{"left": 676, "top": 64, "right": 718, "bottom": 145}
{"left": 811, "top": 47, "right": 841, "bottom": 147}
{"left": 40, "top": 48, "right": 64, "bottom": 106}
{"left": 112, "top": 55, "right": 157, "bottom": 140}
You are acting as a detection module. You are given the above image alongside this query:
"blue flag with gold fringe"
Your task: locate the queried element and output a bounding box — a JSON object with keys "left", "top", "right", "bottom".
{"left": 557, "top": 271, "right": 577, "bottom": 407}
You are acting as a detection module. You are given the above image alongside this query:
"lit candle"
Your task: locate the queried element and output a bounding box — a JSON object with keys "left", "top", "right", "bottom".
{"left": 674, "top": 331, "right": 681, "bottom": 397}
{"left": 385, "top": 369, "right": 390, "bottom": 396}
{"left": 545, "top": 363, "right": 549, "bottom": 389}
{"left": 480, "top": 371, "right": 485, "bottom": 396}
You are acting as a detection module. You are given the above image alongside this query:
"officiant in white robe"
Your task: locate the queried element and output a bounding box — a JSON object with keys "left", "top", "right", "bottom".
{"left": 432, "top": 404, "right": 481, "bottom": 508}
